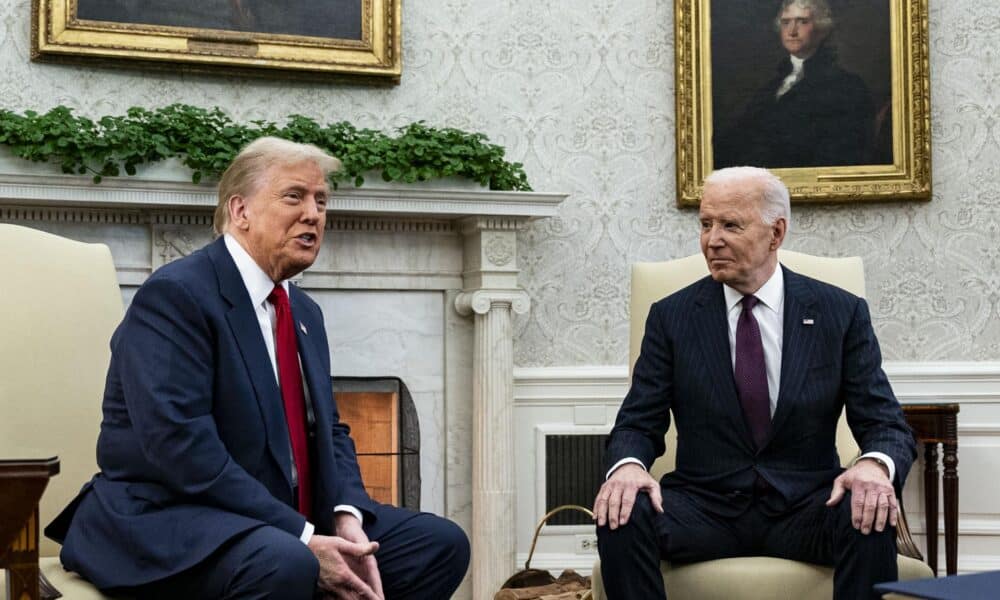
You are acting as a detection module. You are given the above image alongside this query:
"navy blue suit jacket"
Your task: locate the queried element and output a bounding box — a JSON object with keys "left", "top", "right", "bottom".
{"left": 46, "top": 237, "right": 401, "bottom": 590}
{"left": 606, "top": 266, "right": 916, "bottom": 517}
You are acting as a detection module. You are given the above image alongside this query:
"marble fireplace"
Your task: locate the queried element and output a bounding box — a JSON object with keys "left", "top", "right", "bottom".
{"left": 0, "top": 155, "right": 565, "bottom": 598}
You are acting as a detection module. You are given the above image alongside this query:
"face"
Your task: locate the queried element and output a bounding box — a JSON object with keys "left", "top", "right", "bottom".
{"left": 699, "top": 178, "right": 786, "bottom": 295}
{"left": 228, "top": 160, "right": 328, "bottom": 282}
{"left": 779, "top": 4, "right": 826, "bottom": 58}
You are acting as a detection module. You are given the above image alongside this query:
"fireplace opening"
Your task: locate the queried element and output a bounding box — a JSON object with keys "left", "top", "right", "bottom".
{"left": 332, "top": 377, "right": 420, "bottom": 510}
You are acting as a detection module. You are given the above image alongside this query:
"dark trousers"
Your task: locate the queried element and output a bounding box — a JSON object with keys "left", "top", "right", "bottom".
{"left": 596, "top": 486, "right": 897, "bottom": 600}
{"left": 118, "top": 507, "right": 469, "bottom": 600}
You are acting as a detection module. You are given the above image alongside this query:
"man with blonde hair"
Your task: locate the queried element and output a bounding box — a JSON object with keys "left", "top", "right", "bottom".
{"left": 593, "top": 167, "right": 914, "bottom": 599}
{"left": 47, "top": 137, "right": 469, "bottom": 599}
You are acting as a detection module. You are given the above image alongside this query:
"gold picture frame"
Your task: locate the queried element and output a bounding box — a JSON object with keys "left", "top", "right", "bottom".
{"left": 32, "top": 0, "right": 401, "bottom": 81}
{"left": 675, "top": 0, "right": 930, "bottom": 205}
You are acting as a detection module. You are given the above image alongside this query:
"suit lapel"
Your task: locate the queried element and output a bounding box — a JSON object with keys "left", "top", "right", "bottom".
{"left": 289, "top": 287, "right": 327, "bottom": 436}
{"left": 769, "top": 267, "right": 819, "bottom": 439}
{"left": 691, "top": 279, "right": 756, "bottom": 452}
{"left": 208, "top": 239, "right": 295, "bottom": 491}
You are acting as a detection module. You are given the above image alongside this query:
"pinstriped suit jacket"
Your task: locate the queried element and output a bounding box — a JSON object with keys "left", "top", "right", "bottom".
{"left": 606, "top": 266, "right": 916, "bottom": 516}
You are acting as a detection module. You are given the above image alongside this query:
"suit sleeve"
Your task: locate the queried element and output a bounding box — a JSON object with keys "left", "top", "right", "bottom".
{"left": 308, "top": 311, "right": 377, "bottom": 520}
{"left": 605, "top": 300, "right": 674, "bottom": 471}
{"left": 841, "top": 297, "right": 917, "bottom": 490}
{"left": 117, "top": 277, "right": 306, "bottom": 536}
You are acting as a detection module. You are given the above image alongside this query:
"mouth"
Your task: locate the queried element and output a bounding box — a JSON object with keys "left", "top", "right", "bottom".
{"left": 294, "top": 233, "right": 318, "bottom": 247}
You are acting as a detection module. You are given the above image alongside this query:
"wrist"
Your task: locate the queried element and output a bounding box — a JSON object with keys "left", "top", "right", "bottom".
{"left": 860, "top": 456, "right": 890, "bottom": 479}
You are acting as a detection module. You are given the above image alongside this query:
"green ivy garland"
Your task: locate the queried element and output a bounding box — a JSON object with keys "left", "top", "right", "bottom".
{"left": 0, "top": 104, "right": 531, "bottom": 191}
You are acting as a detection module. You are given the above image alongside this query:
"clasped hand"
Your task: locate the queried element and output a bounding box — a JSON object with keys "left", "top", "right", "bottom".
{"left": 592, "top": 463, "right": 664, "bottom": 529}
{"left": 308, "top": 514, "right": 385, "bottom": 599}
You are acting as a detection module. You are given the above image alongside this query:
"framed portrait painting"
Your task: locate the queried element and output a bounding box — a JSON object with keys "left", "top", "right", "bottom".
{"left": 675, "top": 0, "right": 930, "bottom": 205}
{"left": 31, "top": 0, "right": 401, "bottom": 81}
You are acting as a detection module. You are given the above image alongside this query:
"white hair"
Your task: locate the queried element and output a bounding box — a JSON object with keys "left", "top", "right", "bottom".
{"left": 704, "top": 166, "right": 791, "bottom": 233}
{"left": 775, "top": 0, "right": 835, "bottom": 35}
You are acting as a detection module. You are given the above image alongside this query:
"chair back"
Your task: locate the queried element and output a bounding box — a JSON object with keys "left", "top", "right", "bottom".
{"left": 0, "top": 224, "right": 123, "bottom": 556}
{"left": 629, "top": 250, "right": 866, "bottom": 479}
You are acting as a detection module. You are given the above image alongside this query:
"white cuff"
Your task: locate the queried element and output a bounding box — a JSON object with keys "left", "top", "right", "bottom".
{"left": 606, "top": 457, "right": 646, "bottom": 480}
{"left": 299, "top": 520, "right": 315, "bottom": 544}
{"left": 857, "top": 451, "right": 896, "bottom": 483}
{"left": 334, "top": 504, "right": 363, "bottom": 524}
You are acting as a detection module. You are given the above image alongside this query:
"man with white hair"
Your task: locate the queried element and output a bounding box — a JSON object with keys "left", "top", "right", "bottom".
{"left": 714, "top": 0, "right": 876, "bottom": 168}
{"left": 47, "top": 137, "right": 469, "bottom": 599}
{"left": 593, "top": 167, "right": 914, "bottom": 599}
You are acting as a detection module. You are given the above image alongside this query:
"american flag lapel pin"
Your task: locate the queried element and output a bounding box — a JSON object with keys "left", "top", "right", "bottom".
{"left": 299, "top": 322, "right": 308, "bottom": 335}
{"left": 802, "top": 318, "right": 815, "bottom": 326}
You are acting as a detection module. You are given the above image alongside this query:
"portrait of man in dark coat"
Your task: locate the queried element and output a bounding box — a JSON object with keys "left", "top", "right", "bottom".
{"left": 713, "top": 0, "right": 887, "bottom": 169}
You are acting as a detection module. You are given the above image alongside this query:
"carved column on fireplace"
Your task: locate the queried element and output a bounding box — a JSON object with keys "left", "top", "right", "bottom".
{"left": 455, "top": 217, "right": 530, "bottom": 598}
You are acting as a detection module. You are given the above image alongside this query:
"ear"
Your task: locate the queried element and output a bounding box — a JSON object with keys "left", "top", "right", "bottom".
{"left": 770, "top": 217, "right": 787, "bottom": 251}
{"left": 228, "top": 195, "right": 250, "bottom": 231}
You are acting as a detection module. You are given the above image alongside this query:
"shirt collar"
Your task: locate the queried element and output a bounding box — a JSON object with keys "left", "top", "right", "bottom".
{"left": 789, "top": 55, "right": 805, "bottom": 73}
{"left": 723, "top": 264, "right": 784, "bottom": 313}
{"left": 223, "top": 233, "right": 289, "bottom": 307}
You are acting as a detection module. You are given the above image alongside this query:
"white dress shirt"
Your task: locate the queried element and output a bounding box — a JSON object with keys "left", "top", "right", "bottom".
{"left": 609, "top": 264, "right": 895, "bottom": 482}
{"left": 224, "top": 234, "right": 361, "bottom": 543}
{"left": 775, "top": 55, "right": 805, "bottom": 99}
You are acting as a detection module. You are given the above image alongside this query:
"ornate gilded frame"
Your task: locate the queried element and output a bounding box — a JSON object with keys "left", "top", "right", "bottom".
{"left": 675, "top": 0, "right": 930, "bottom": 205}
{"left": 31, "top": 0, "right": 401, "bottom": 81}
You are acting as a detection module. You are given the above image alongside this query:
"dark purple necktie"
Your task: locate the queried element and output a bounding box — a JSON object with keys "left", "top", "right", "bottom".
{"left": 735, "top": 295, "right": 771, "bottom": 449}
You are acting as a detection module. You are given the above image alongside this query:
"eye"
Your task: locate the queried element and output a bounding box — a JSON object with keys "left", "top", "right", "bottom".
{"left": 700, "top": 220, "right": 711, "bottom": 231}
{"left": 724, "top": 222, "right": 741, "bottom": 231}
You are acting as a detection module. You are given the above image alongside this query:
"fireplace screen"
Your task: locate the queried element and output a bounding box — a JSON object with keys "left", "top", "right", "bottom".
{"left": 332, "top": 377, "right": 420, "bottom": 510}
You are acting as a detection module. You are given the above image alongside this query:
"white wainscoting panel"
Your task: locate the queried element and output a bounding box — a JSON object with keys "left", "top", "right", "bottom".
{"left": 513, "top": 362, "right": 1000, "bottom": 575}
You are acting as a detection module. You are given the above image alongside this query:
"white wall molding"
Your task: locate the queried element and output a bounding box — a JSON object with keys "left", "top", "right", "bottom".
{"left": 514, "top": 362, "right": 1000, "bottom": 406}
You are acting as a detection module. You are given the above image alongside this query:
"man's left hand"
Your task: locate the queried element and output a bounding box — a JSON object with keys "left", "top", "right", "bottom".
{"left": 826, "top": 458, "right": 897, "bottom": 535}
{"left": 334, "top": 512, "right": 385, "bottom": 599}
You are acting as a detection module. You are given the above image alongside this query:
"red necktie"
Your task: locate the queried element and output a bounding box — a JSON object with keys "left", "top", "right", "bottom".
{"left": 735, "top": 295, "right": 771, "bottom": 450}
{"left": 267, "top": 285, "right": 312, "bottom": 519}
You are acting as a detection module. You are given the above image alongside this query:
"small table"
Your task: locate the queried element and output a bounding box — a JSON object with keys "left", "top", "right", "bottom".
{"left": 902, "top": 404, "right": 959, "bottom": 576}
{"left": 0, "top": 457, "right": 60, "bottom": 600}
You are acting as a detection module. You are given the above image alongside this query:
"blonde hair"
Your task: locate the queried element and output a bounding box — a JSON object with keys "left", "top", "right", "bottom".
{"left": 213, "top": 137, "right": 342, "bottom": 236}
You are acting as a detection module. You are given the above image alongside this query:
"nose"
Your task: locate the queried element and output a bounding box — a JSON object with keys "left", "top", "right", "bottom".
{"left": 706, "top": 224, "right": 725, "bottom": 247}
{"left": 301, "top": 197, "right": 321, "bottom": 222}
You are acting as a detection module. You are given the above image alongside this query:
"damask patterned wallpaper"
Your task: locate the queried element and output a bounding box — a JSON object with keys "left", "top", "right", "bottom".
{"left": 2, "top": 1, "right": 997, "bottom": 364}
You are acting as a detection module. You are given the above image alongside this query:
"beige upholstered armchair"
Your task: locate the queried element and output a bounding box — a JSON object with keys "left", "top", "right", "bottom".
{"left": 0, "top": 224, "right": 120, "bottom": 599}
{"left": 590, "top": 250, "right": 933, "bottom": 600}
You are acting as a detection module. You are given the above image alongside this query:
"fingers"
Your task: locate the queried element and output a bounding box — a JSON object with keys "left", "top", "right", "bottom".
{"left": 888, "top": 493, "right": 899, "bottom": 528}
{"left": 341, "top": 571, "right": 380, "bottom": 600}
{"left": 825, "top": 477, "right": 846, "bottom": 506}
{"left": 335, "top": 538, "right": 380, "bottom": 557}
{"left": 850, "top": 486, "right": 866, "bottom": 529}
{"left": 649, "top": 481, "right": 664, "bottom": 514}
{"left": 593, "top": 467, "right": 661, "bottom": 529}
{"left": 860, "top": 486, "right": 879, "bottom": 533}
{"left": 874, "top": 492, "right": 891, "bottom": 532}
{"left": 616, "top": 486, "right": 639, "bottom": 527}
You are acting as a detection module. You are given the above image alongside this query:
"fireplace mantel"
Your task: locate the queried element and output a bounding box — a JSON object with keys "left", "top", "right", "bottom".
{"left": 0, "top": 156, "right": 565, "bottom": 598}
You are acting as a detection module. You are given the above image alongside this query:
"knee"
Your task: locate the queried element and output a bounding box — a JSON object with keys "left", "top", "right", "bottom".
{"left": 248, "top": 530, "right": 319, "bottom": 597}
{"left": 596, "top": 492, "right": 657, "bottom": 545}
{"left": 832, "top": 492, "right": 897, "bottom": 548}
{"left": 432, "top": 517, "right": 470, "bottom": 570}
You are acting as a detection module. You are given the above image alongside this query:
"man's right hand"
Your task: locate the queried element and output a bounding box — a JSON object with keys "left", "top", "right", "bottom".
{"left": 592, "top": 463, "right": 663, "bottom": 530}
{"left": 307, "top": 534, "right": 382, "bottom": 599}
